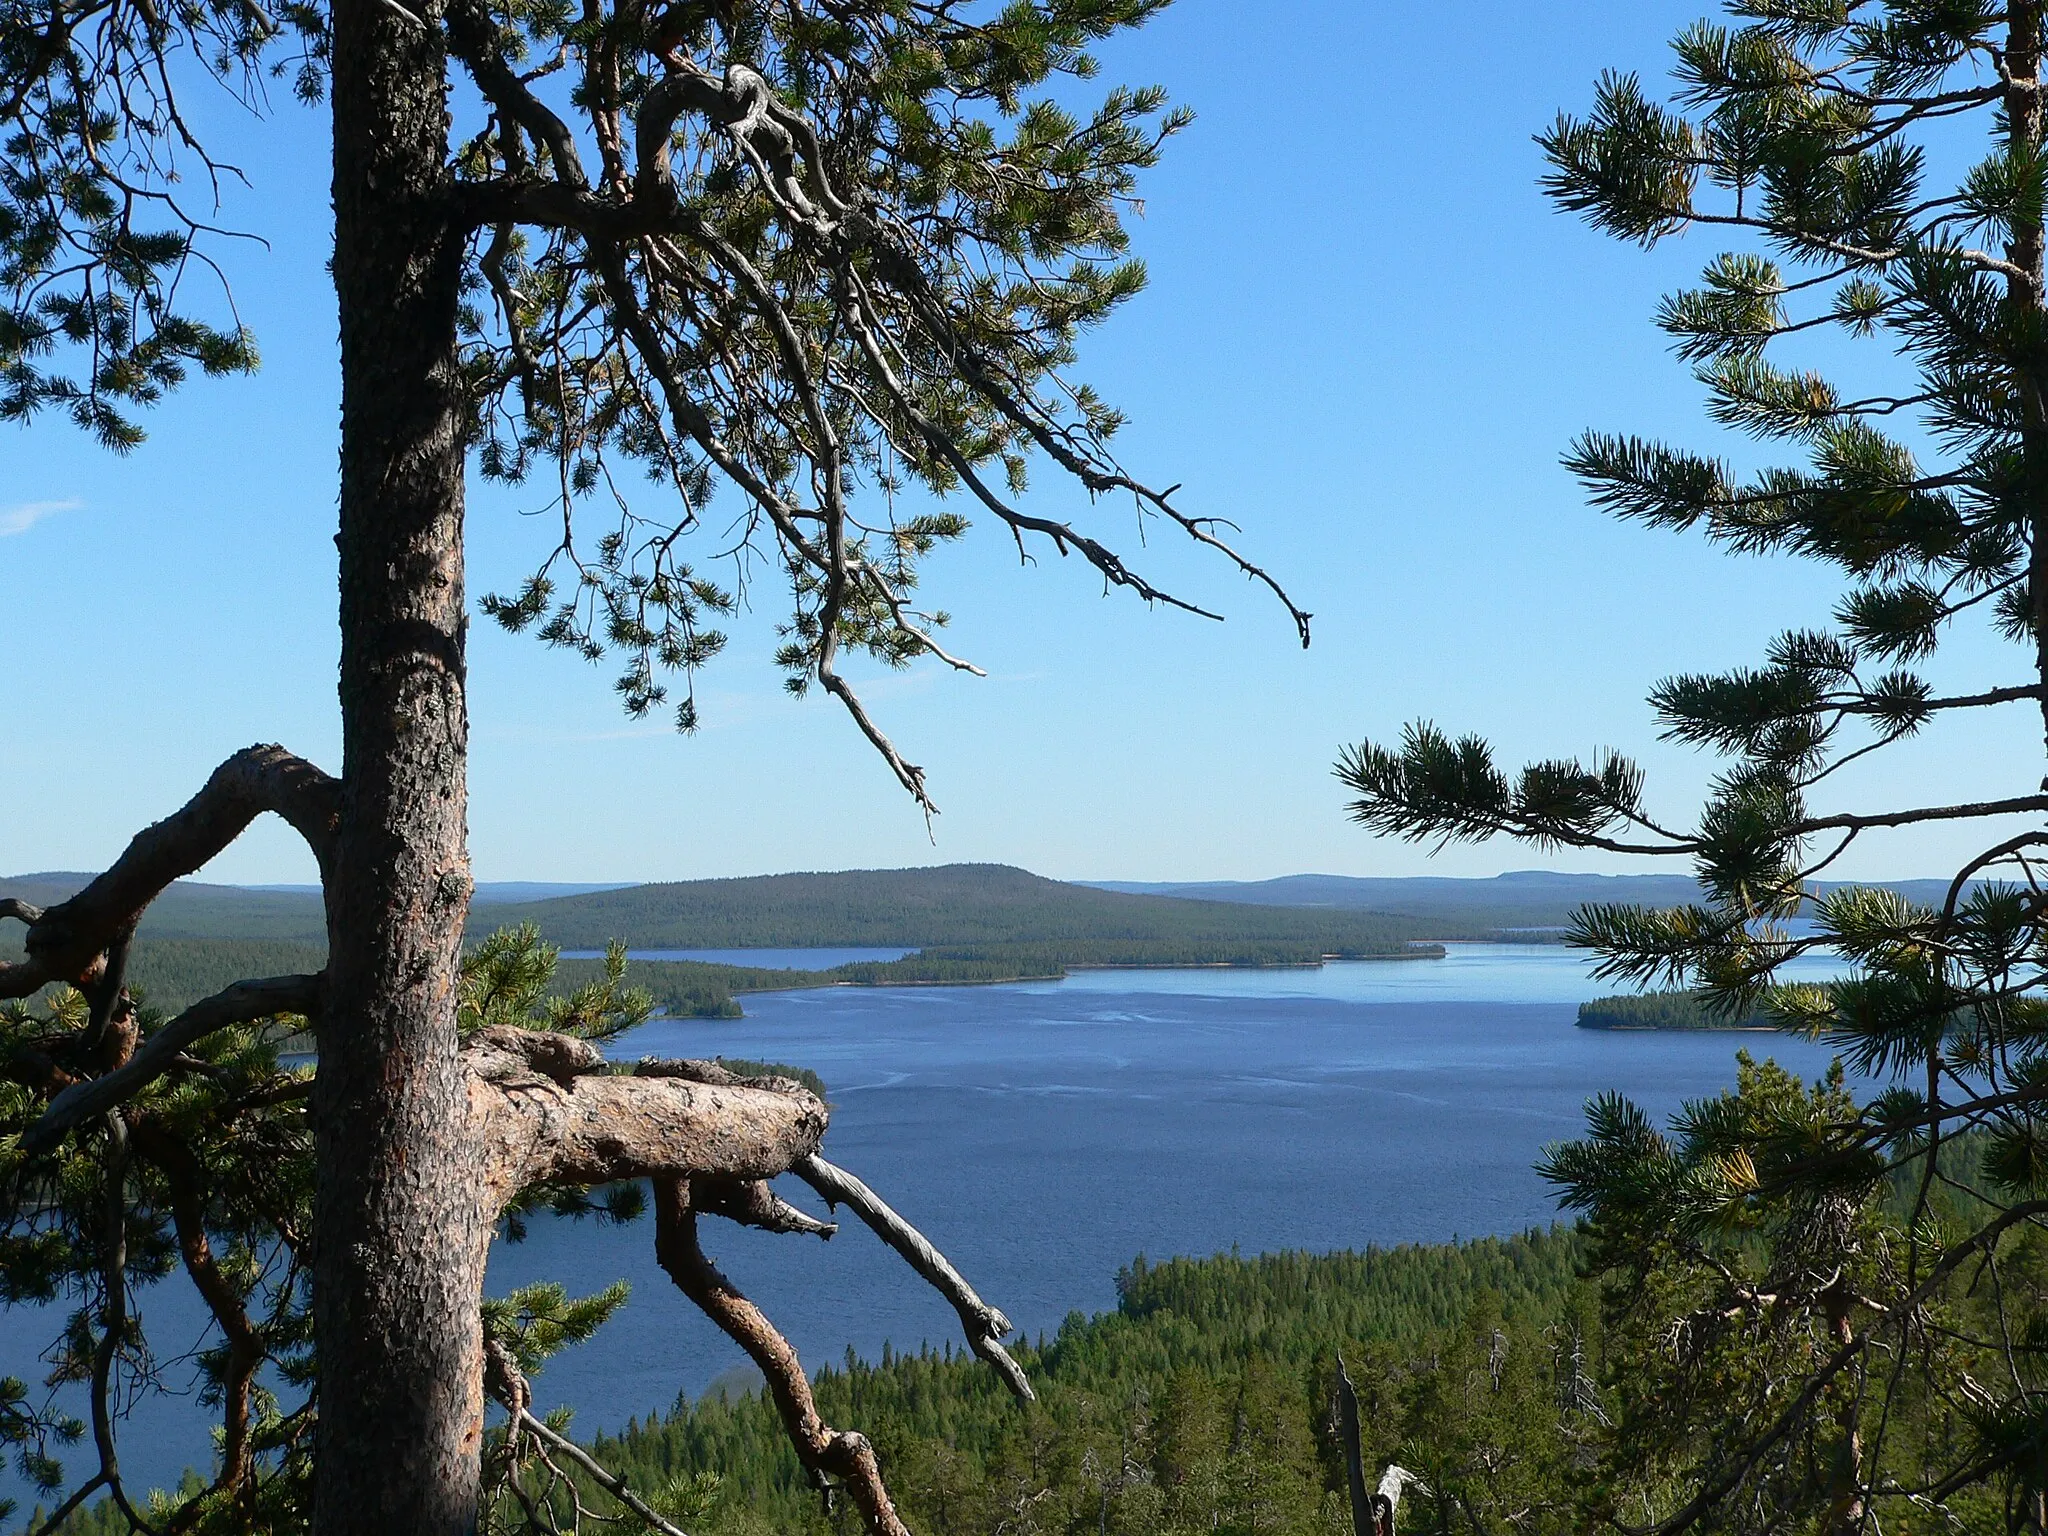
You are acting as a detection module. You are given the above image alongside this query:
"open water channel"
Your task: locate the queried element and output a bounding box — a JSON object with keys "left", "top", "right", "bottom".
{"left": 3, "top": 944, "right": 1858, "bottom": 1509}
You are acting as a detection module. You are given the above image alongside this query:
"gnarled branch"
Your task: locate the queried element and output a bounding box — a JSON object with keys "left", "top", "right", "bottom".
{"left": 467, "top": 1038, "right": 830, "bottom": 1208}
{"left": 653, "top": 1175, "right": 911, "bottom": 1536}
{"left": 1, "top": 745, "right": 338, "bottom": 1000}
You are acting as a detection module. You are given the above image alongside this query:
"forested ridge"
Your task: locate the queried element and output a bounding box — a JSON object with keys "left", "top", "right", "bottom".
{"left": 0, "top": 935, "right": 1447, "bottom": 1022}
{"left": 467, "top": 866, "right": 1455, "bottom": 952}
{"left": 0, "top": 867, "right": 1453, "bottom": 1020}
{"left": 0, "top": 876, "right": 328, "bottom": 944}
{"left": 0, "top": 868, "right": 1454, "bottom": 953}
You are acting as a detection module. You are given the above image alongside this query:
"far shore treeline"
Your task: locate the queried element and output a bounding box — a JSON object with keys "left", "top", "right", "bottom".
{"left": 6, "top": 864, "right": 1919, "bottom": 1022}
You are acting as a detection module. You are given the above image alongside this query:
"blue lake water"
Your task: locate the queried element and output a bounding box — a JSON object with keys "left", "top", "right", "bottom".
{"left": 2, "top": 945, "right": 1859, "bottom": 1507}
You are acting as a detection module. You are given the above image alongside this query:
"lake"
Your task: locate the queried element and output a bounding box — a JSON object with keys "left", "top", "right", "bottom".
{"left": 2, "top": 944, "right": 1856, "bottom": 1507}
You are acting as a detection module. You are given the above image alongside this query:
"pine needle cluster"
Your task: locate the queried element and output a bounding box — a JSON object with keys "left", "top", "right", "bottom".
{"left": 1340, "top": 4, "right": 2048, "bottom": 1528}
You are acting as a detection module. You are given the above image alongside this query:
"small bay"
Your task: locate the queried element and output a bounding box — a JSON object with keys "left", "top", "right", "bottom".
{"left": 3, "top": 945, "right": 1855, "bottom": 1507}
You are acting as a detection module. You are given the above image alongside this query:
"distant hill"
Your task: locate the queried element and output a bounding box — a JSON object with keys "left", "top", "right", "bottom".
{"left": 1, "top": 875, "right": 633, "bottom": 945}
{"left": 236, "top": 881, "right": 634, "bottom": 904}
{"left": 9, "top": 865, "right": 1971, "bottom": 981}
{"left": 476, "top": 864, "right": 1452, "bottom": 952}
{"left": 3, "top": 873, "right": 330, "bottom": 943}
{"left": 1088, "top": 871, "right": 1968, "bottom": 932}
{"left": 3, "top": 867, "right": 1452, "bottom": 1007}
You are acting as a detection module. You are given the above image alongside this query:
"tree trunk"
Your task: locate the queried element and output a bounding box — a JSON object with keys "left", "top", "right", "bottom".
{"left": 315, "top": 0, "right": 482, "bottom": 1529}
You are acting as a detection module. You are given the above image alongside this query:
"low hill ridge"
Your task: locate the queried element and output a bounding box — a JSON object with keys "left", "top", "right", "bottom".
{"left": 476, "top": 863, "right": 1444, "bottom": 950}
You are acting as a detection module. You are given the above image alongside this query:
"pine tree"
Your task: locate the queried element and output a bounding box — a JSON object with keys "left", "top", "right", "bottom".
{"left": 1338, "top": 4, "right": 2048, "bottom": 1530}
{"left": 0, "top": 5, "right": 1306, "bottom": 1532}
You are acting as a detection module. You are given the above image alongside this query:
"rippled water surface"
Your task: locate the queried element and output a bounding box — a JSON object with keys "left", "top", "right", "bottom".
{"left": 3, "top": 946, "right": 1858, "bottom": 1505}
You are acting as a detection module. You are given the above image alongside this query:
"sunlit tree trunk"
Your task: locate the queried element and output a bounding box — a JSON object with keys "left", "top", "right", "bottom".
{"left": 315, "top": 0, "right": 484, "bottom": 1527}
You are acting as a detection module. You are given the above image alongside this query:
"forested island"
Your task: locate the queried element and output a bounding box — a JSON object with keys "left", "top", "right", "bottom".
{"left": 1575, "top": 991, "right": 1773, "bottom": 1032}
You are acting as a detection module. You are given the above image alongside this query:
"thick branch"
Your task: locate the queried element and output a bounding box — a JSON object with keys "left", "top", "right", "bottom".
{"left": 467, "top": 1037, "right": 829, "bottom": 1208}
{"left": 23, "top": 974, "right": 322, "bottom": 1153}
{"left": 652, "top": 1177, "right": 911, "bottom": 1536}
{"left": 1381, "top": 790, "right": 2048, "bottom": 862}
{"left": 1796, "top": 794, "right": 2048, "bottom": 834}
{"left": 1, "top": 746, "right": 338, "bottom": 1000}
{"left": 443, "top": 0, "right": 588, "bottom": 192}
{"left": 794, "top": 1152, "right": 1034, "bottom": 1402}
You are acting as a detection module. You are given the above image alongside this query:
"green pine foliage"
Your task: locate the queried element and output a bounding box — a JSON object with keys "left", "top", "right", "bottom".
{"left": 1334, "top": 4, "right": 2048, "bottom": 1526}
{"left": 1536, "top": 1054, "right": 2036, "bottom": 1533}
{"left": 0, "top": 928, "right": 760, "bottom": 1532}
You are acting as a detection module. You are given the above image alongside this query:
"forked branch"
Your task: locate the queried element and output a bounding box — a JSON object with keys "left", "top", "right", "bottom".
{"left": 456, "top": 1049, "right": 1029, "bottom": 1536}
{"left": 653, "top": 1175, "right": 912, "bottom": 1536}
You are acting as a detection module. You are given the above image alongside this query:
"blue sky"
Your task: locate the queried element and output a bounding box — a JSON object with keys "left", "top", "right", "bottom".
{"left": 4, "top": 1, "right": 2037, "bottom": 885}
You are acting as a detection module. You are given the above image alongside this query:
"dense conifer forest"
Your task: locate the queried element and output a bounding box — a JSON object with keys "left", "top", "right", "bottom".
{"left": 576, "top": 1231, "right": 1593, "bottom": 1536}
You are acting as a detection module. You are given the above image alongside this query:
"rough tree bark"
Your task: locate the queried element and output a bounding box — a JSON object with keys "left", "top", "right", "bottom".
{"left": 317, "top": 0, "right": 482, "bottom": 1527}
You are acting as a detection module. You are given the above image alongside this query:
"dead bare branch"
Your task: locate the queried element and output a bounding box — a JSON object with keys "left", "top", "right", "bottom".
{"left": 794, "top": 1152, "right": 1034, "bottom": 1402}
{"left": 653, "top": 1176, "right": 911, "bottom": 1536}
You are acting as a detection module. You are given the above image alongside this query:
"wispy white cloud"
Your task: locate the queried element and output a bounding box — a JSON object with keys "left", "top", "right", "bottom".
{"left": 0, "top": 499, "right": 81, "bottom": 538}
